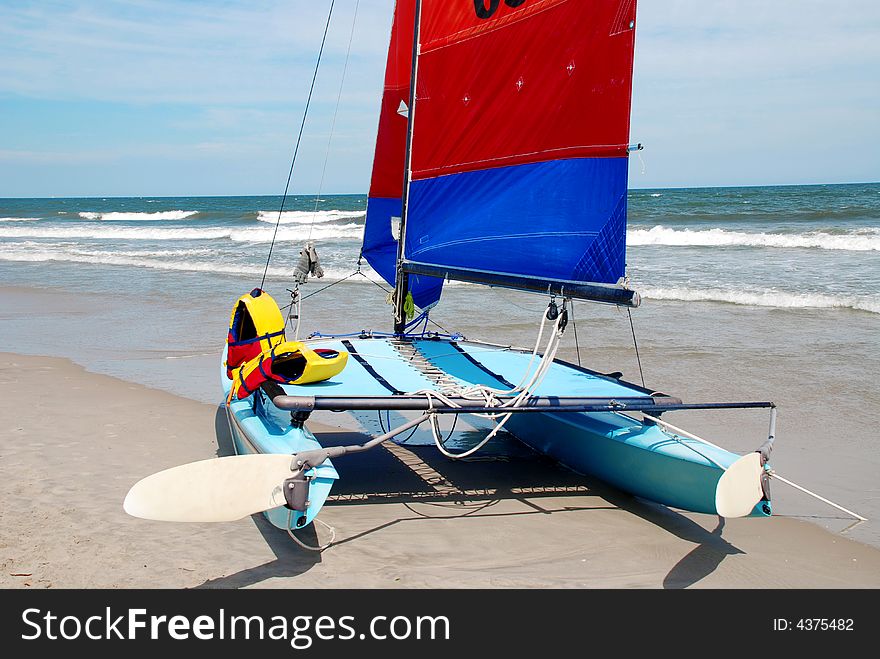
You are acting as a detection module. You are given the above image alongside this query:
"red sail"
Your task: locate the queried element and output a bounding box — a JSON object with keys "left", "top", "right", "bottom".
{"left": 413, "top": 0, "right": 636, "bottom": 180}
{"left": 363, "top": 1, "right": 447, "bottom": 308}
{"left": 368, "top": 2, "right": 414, "bottom": 200}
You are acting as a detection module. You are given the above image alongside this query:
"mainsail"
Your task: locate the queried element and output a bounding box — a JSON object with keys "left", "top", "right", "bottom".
{"left": 364, "top": 0, "right": 639, "bottom": 310}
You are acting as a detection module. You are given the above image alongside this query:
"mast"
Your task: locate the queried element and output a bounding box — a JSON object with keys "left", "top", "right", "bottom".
{"left": 392, "top": 0, "right": 422, "bottom": 334}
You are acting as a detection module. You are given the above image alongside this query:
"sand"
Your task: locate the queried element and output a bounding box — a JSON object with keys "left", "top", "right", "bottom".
{"left": 1, "top": 351, "right": 879, "bottom": 589}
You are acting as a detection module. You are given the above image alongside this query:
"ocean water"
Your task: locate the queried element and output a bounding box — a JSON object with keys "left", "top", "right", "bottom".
{"left": 1, "top": 184, "right": 878, "bottom": 315}
{"left": 1, "top": 184, "right": 879, "bottom": 547}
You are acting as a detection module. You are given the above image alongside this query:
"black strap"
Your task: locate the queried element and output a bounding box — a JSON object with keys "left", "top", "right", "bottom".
{"left": 450, "top": 342, "right": 516, "bottom": 389}
{"left": 237, "top": 364, "right": 257, "bottom": 396}
{"left": 228, "top": 329, "right": 285, "bottom": 348}
{"left": 341, "top": 340, "right": 402, "bottom": 395}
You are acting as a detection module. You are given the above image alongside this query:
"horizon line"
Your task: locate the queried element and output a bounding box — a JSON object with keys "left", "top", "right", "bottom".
{"left": 1, "top": 179, "right": 878, "bottom": 200}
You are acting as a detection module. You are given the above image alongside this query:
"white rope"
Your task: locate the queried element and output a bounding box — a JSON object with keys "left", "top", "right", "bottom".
{"left": 412, "top": 304, "right": 568, "bottom": 459}
{"left": 768, "top": 472, "right": 867, "bottom": 522}
{"left": 641, "top": 412, "right": 727, "bottom": 469}
{"left": 645, "top": 414, "right": 868, "bottom": 521}
{"left": 287, "top": 287, "right": 303, "bottom": 341}
{"left": 286, "top": 512, "right": 337, "bottom": 551}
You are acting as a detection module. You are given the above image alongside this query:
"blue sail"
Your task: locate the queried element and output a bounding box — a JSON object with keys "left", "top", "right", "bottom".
{"left": 404, "top": 157, "right": 629, "bottom": 292}
{"left": 363, "top": 198, "right": 443, "bottom": 310}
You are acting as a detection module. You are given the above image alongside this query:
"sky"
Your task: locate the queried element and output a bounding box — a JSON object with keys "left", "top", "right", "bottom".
{"left": 0, "top": 0, "right": 877, "bottom": 197}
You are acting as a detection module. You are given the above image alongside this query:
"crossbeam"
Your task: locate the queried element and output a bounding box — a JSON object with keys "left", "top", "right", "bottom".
{"left": 271, "top": 393, "right": 775, "bottom": 416}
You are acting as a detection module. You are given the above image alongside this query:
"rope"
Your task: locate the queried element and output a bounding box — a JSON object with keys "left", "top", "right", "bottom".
{"left": 259, "top": 0, "right": 336, "bottom": 290}
{"left": 300, "top": 270, "right": 361, "bottom": 301}
{"left": 282, "top": 288, "right": 302, "bottom": 339}
{"left": 355, "top": 261, "right": 393, "bottom": 294}
{"left": 307, "top": 0, "right": 360, "bottom": 243}
{"left": 570, "top": 298, "right": 582, "bottom": 366}
{"left": 377, "top": 409, "right": 420, "bottom": 443}
{"left": 627, "top": 306, "right": 645, "bottom": 387}
{"left": 297, "top": 261, "right": 455, "bottom": 337}
{"left": 413, "top": 303, "right": 568, "bottom": 459}
{"left": 286, "top": 511, "right": 337, "bottom": 552}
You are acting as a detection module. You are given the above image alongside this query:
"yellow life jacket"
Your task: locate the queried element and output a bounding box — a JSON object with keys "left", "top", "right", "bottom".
{"left": 231, "top": 341, "right": 348, "bottom": 400}
{"left": 226, "top": 288, "right": 286, "bottom": 379}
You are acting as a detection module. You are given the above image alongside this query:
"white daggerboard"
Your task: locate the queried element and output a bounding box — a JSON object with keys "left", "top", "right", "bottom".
{"left": 715, "top": 452, "right": 765, "bottom": 518}
{"left": 123, "top": 454, "right": 295, "bottom": 522}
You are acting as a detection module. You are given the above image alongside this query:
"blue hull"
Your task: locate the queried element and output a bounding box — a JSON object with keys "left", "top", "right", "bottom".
{"left": 222, "top": 349, "right": 338, "bottom": 531}
{"left": 505, "top": 411, "right": 768, "bottom": 516}
{"left": 221, "top": 336, "right": 769, "bottom": 528}
{"left": 414, "top": 338, "right": 770, "bottom": 517}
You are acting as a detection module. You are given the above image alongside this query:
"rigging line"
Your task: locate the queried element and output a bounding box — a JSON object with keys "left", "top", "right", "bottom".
{"left": 300, "top": 270, "right": 360, "bottom": 301}
{"left": 570, "top": 298, "right": 582, "bottom": 366}
{"left": 422, "top": 312, "right": 452, "bottom": 335}
{"left": 351, "top": 269, "right": 451, "bottom": 334}
{"left": 259, "top": 0, "right": 336, "bottom": 290}
{"left": 377, "top": 409, "right": 420, "bottom": 443}
{"left": 627, "top": 306, "right": 645, "bottom": 387}
{"left": 355, "top": 269, "right": 392, "bottom": 294}
{"left": 308, "top": 0, "right": 360, "bottom": 242}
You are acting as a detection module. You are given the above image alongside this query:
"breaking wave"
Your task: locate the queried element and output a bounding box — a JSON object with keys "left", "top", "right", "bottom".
{"left": 628, "top": 226, "right": 880, "bottom": 251}
{"left": 77, "top": 210, "right": 199, "bottom": 221}
{"left": 640, "top": 286, "right": 880, "bottom": 314}
{"left": 0, "top": 245, "right": 382, "bottom": 281}
{"left": 255, "top": 209, "right": 365, "bottom": 224}
{"left": 0, "top": 223, "right": 364, "bottom": 242}
{"left": 0, "top": 216, "right": 42, "bottom": 222}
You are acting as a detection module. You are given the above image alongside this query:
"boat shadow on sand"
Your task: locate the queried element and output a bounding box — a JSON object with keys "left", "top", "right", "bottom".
{"left": 199, "top": 408, "right": 742, "bottom": 589}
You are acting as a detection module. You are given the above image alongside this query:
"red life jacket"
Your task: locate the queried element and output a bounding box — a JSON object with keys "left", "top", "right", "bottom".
{"left": 226, "top": 288, "right": 286, "bottom": 379}
{"left": 232, "top": 341, "right": 348, "bottom": 400}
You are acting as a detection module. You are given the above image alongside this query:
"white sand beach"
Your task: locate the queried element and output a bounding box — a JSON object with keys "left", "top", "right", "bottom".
{"left": 2, "top": 351, "right": 879, "bottom": 589}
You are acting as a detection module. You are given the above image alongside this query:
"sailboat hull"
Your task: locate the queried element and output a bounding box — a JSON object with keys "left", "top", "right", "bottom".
{"left": 221, "top": 336, "right": 769, "bottom": 528}
{"left": 504, "top": 411, "right": 768, "bottom": 516}
{"left": 222, "top": 349, "right": 338, "bottom": 531}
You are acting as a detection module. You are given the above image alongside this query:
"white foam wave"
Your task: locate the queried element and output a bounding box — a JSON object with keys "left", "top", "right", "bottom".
{"left": 0, "top": 248, "right": 283, "bottom": 277}
{"left": 0, "top": 223, "right": 364, "bottom": 242}
{"left": 0, "top": 246, "right": 383, "bottom": 282}
{"left": 640, "top": 286, "right": 880, "bottom": 314}
{"left": 628, "top": 226, "right": 880, "bottom": 251}
{"left": 255, "top": 209, "right": 365, "bottom": 224}
{"left": 77, "top": 210, "right": 199, "bottom": 221}
{"left": 0, "top": 216, "right": 42, "bottom": 222}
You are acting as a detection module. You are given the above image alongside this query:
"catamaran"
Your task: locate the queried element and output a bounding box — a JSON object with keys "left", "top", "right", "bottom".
{"left": 125, "top": 0, "right": 851, "bottom": 543}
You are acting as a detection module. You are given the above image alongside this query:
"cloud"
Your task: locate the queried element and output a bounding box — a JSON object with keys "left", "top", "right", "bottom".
{"left": 0, "top": 0, "right": 876, "bottom": 195}
{"left": 0, "top": 0, "right": 394, "bottom": 106}
{"left": 630, "top": 0, "right": 880, "bottom": 186}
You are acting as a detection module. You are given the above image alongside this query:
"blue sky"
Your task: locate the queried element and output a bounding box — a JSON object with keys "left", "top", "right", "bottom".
{"left": 0, "top": 0, "right": 877, "bottom": 197}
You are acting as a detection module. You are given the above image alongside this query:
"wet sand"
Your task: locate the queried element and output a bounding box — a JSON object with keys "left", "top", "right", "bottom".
{"left": 2, "top": 351, "right": 879, "bottom": 589}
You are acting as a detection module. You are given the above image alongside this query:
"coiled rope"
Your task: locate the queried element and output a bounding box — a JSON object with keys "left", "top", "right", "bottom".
{"left": 411, "top": 303, "right": 568, "bottom": 459}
